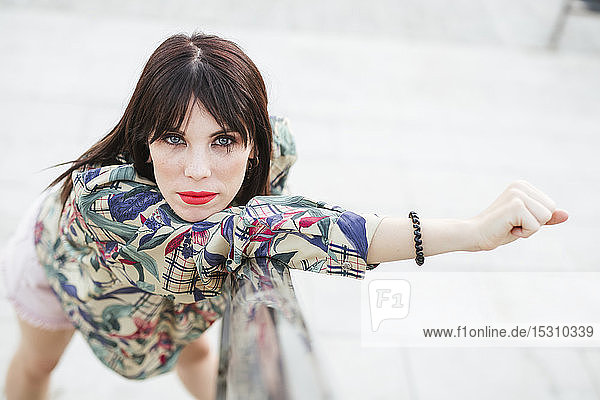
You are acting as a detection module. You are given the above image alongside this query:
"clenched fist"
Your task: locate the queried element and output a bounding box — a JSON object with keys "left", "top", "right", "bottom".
{"left": 470, "top": 180, "right": 569, "bottom": 251}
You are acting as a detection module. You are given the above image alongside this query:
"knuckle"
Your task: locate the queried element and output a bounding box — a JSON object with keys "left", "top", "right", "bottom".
{"left": 506, "top": 187, "right": 523, "bottom": 199}
{"left": 508, "top": 180, "right": 525, "bottom": 190}
{"left": 515, "top": 179, "right": 530, "bottom": 187}
{"left": 510, "top": 196, "right": 525, "bottom": 210}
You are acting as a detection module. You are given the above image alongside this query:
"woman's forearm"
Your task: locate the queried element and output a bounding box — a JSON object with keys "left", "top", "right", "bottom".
{"left": 366, "top": 217, "right": 478, "bottom": 264}
{"left": 365, "top": 181, "right": 569, "bottom": 265}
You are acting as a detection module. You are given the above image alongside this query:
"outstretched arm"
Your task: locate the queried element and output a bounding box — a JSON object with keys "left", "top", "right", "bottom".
{"left": 366, "top": 180, "right": 569, "bottom": 264}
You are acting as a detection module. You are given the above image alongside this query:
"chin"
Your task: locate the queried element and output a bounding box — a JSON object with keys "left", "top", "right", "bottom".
{"left": 176, "top": 204, "right": 223, "bottom": 223}
{"left": 166, "top": 195, "right": 230, "bottom": 223}
{"left": 178, "top": 210, "right": 210, "bottom": 223}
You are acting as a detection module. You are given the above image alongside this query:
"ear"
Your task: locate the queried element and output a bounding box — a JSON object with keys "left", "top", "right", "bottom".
{"left": 248, "top": 145, "right": 256, "bottom": 159}
{"left": 147, "top": 139, "right": 153, "bottom": 163}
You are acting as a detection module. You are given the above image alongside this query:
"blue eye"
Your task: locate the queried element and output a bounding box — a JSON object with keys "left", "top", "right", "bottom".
{"left": 215, "top": 136, "right": 234, "bottom": 147}
{"left": 164, "top": 134, "right": 185, "bottom": 146}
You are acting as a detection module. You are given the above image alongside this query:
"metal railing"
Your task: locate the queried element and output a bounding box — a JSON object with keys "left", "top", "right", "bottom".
{"left": 216, "top": 258, "right": 332, "bottom": 400}
{"left": 548, "top": 0, "right": 600, "bottom": 49}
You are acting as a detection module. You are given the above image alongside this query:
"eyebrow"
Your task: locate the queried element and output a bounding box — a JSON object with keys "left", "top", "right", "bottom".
{"left": 168, "top": 128, "right": 235, "bottom": 137}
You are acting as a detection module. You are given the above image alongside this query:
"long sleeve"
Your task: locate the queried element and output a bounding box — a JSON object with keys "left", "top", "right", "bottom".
{"left": 69, "top": 165, "right": 382, "bottom": 304}
{"left": 232, "top": 196, "right": 382, "bottom": 279}
{"left": 64, "top": 118, "right": 380, "bottom": 303}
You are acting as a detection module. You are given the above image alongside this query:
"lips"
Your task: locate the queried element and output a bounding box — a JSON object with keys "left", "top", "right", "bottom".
{"left": 177, "top": 191, "right": 218, "bottom": 205}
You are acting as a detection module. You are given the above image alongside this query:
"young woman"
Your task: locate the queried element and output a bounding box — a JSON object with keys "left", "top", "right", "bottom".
{"left": 1, "top": 33, "right": 568, "bottom": 400}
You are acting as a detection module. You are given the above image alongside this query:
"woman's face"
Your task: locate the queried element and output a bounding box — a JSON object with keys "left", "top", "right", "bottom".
{"left": 149, "top": 102, "right": 253, "bottom": 222}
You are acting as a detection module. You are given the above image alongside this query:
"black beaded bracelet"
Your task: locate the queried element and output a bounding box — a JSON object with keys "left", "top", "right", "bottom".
{"left": 408, "top": 211, "right": 425, "bottom": 266}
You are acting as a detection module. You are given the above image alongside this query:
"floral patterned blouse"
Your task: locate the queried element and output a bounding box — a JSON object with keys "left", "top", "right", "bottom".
{"left": 34, "top": 116, "right": 383, "bottom": 379}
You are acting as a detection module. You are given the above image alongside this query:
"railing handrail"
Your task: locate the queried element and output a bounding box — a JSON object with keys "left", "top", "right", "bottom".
{"left": 216, "top": 258, "right": 332, "bottom": 400}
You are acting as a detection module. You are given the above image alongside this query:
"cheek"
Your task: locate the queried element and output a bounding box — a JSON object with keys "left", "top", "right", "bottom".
{"left": 217, "top": 153, "right": 250, "bottom": 186}
{"left": 150, "top": 147, "right": 182, "bottom": 183}
{"left": 153, "top": 158, "right": 172, "bottom": 178}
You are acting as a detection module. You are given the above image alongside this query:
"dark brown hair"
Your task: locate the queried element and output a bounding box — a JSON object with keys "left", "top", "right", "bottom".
{"left": 48, "top": 32, "right": 272, "bottom": 207}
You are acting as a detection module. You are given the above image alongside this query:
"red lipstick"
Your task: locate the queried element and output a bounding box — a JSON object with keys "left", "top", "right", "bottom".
{"left": 177, "top": 191, "right": 218, "bottom": 205}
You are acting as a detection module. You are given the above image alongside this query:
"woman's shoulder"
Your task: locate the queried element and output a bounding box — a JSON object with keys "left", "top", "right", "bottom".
{"left": 72, "top": 162, "right": 157, "bottom": 198}
{"left": 269, "top": 116, "right": 297, "bottom": 195}
{"left": 270, "top": 116, "right": 296, "bottom": 158}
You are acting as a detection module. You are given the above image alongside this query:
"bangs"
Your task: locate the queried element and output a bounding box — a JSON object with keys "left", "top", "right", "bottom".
{"left": 147, "top": 59, "right": 252, "bottom": 147}
{"left": 54, "top": 33, "right": 272, "bottom": 209}
{"left": 121, "top": 33, "right": 270, "bottom": 199}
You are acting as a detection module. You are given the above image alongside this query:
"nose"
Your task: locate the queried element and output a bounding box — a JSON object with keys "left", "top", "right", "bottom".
{"left": 183, "top": 149, "right": 212, "bottom": 180}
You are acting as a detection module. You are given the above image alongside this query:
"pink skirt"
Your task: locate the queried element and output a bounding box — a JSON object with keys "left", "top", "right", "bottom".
{"left": 0, "top": 190, "right": 73, "bottom": 331}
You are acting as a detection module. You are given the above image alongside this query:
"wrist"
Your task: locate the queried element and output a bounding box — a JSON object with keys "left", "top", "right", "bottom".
{"left": 462, "top": 217, "right": 484, "bottom": 252}
{"left": 417, "top": 218, "right": 480, "bottom": 257}
{"left": 438, "top": 218, "right": 481, "bottom": 254}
